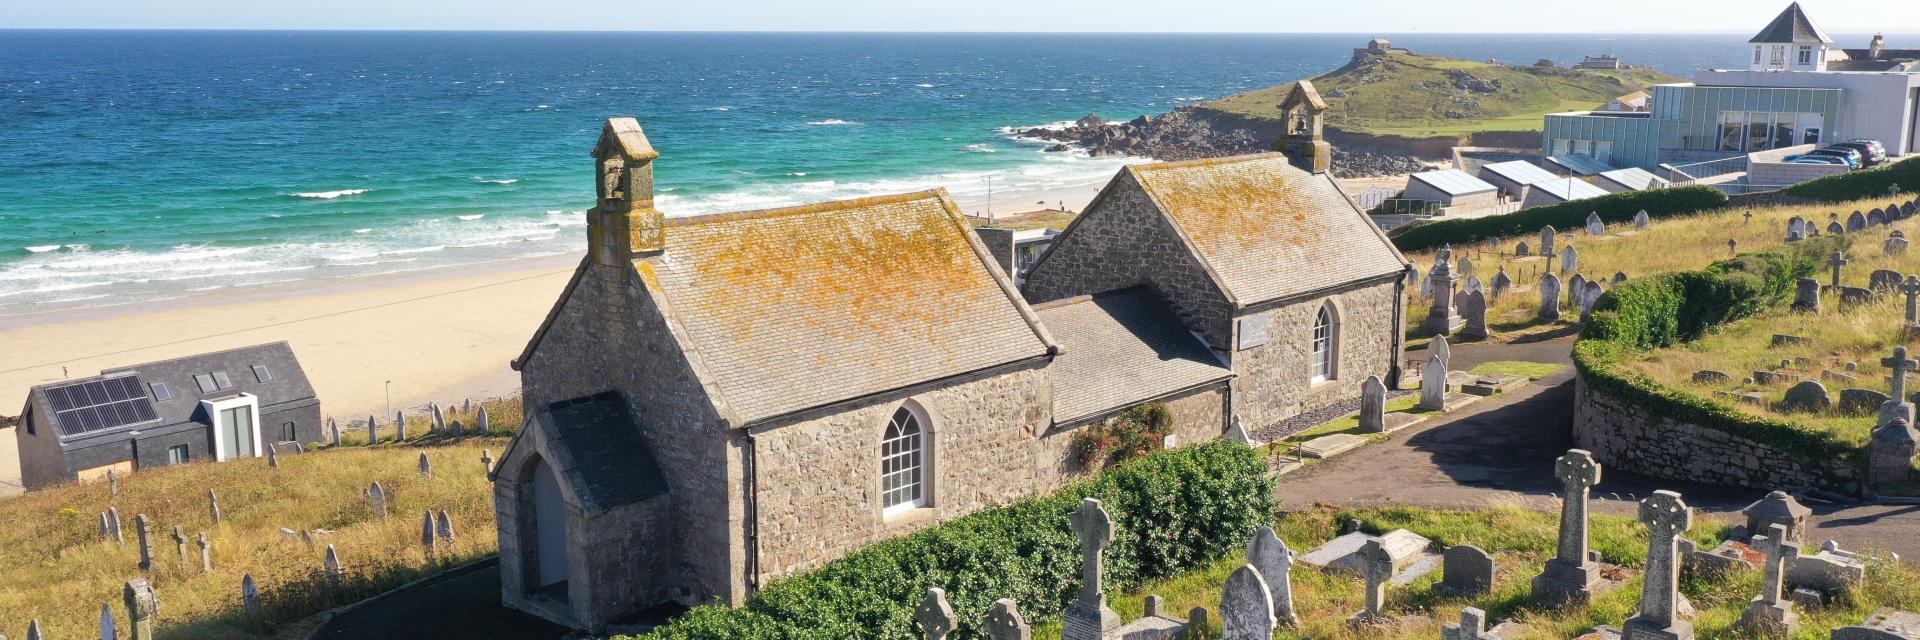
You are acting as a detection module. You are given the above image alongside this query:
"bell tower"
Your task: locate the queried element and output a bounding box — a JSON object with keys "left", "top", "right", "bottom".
{"left": 1276, "top": 80, "right": 1332, "bottom": 175}
{"left": 588, "top": 117, "right": 666, "bottom": 265}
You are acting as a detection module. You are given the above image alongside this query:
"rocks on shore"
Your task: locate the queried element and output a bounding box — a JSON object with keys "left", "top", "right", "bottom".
{"left": 1018, "top": 107, "right": 1426, "bottom": 178}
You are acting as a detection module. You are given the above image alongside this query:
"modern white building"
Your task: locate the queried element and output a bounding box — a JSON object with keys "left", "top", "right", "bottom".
{"left": 1542, "top": 3, "right": 1920, "bottom": 171}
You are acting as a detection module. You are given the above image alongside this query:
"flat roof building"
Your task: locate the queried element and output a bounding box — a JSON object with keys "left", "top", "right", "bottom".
{"left": 1403, "top": 169, "right": 1499, "bottom": 210}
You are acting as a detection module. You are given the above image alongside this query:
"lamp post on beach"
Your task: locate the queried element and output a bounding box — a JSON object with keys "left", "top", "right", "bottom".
{"left": 985, "top": 175, "right": 995, "bottom": 223}
{"left": 385, "top": 380, "right": 392, "bottom": 417}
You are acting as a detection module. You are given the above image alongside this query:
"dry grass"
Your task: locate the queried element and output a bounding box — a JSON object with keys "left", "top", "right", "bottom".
{"left": 0, "top": 433, "right": 511, "bottom": 639}
{"left": 1401, "top": 195, "right": 1912, "bottom": 339}
{"left": 1032, "top": 504, "right": 1919, "bottom": 639}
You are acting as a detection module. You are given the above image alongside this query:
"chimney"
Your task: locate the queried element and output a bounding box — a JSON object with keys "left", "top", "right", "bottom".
{"left": 1870, "top": 34, "right": 1886, "bottom": 59}
{"left": 588, "top": 117, "right": 665, "bottom": 265}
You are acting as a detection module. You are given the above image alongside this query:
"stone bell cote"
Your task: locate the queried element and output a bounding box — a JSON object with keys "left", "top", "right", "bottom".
{"left": 1276, "top": 80, "right": 1332, "bottom": 175}
{"left": 588, "top": 117, "right": 666, "bottom": 264}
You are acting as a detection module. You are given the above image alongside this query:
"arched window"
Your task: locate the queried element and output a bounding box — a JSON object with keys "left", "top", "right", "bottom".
{"left": 880, "top": 406, "right": 926, "bottom": 513}
{"left": 1311, "top": 303, "right": 1337, "bottom": 383}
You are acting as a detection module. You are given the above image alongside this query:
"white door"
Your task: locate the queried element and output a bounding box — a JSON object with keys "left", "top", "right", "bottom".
{"left": 530, "top": 457, "right": 570, "bottom": 589}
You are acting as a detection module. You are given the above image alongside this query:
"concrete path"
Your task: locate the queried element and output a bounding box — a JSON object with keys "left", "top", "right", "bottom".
{"left": 1285, "top": 335, "right": 1920, "bottom": 560}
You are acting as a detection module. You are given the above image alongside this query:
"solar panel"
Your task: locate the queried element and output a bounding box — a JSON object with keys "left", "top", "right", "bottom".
{"left": 45, "top": 375, "right": 161, "bottom": 437}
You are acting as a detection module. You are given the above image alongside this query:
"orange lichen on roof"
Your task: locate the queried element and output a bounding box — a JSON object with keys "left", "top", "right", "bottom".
{"left": 1130, "top": 153, "right": 1312, "bottom": 254}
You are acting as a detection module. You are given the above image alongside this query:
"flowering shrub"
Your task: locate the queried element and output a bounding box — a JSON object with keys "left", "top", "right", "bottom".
{"left": 1068, "top": 403, "right": 1174, "bottom": 467}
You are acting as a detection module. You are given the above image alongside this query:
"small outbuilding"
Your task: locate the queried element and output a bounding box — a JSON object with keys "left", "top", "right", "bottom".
{"left": 1595, "top": 167, "right": 1673, "bottom": 193}
{"left": 1477, "top": 160, "right": 1564, "bottom": 204}
{"left": 1402, "top": 169, "right": 1499, "bottom": 209}
{"left": 1521, "top": 177, "right": 1611, "bottom": 208}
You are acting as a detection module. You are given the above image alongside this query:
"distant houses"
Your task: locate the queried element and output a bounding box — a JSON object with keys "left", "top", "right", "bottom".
{"left": 14, "top": 342, "right": 320, "bottom": 490}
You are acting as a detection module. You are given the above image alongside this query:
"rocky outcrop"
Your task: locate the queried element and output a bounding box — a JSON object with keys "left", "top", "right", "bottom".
{"left": 1018, "top": 107, "right": 1427, "bottom": 178}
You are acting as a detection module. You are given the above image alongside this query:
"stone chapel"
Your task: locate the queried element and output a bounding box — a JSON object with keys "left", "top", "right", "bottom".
{"left": 494, "top": 98, "right": 1407, "bottom": 631}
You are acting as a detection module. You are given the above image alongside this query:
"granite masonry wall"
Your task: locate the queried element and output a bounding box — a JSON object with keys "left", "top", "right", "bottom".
{"left": 1235, "top": 278, "right": 1402, "bottom": 430}
{"left": 1573, "top": 376, "right": 1861, "bottom": 492}
{"left": 1019, "top": 172, "right": 1237, "bottom": 349}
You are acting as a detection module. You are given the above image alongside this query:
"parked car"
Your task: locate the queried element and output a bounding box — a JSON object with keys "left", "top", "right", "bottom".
{"left": 1786, "top": 154, "right": 1847, "bottom": 165}
{"left": 1827, "top": 140, "right": 1888, "bottom": 166}
{"left": 1802, "top": 147, "right": 1864, "bottom": 169}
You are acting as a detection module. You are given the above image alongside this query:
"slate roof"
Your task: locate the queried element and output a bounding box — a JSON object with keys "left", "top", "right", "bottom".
{"left": 539, "top": 392, "right": 668, "bottom": 512}
{"left": 1125, "top": 153, "right": 1408, "bottom": 306}
{"left": 640, "top": 190, "right": 1054, "bottom": 425}
{"left": 1480, "top": 160, "right": 1562, "bottom": 186}
{"left": 1036, "top": 288, "right": 1234, "bottom": 425}
{"left": 1750, "top": 3, "right": 1831, "bottom": 44}
{"left": 32, "top": 342, "right": 317, "bottom": 441}
{"left": 1409, "top": 169, "right": 1497, "bottom": 196}
{"left": 1597, "top": 167, "right": 1670, "bottom": 191}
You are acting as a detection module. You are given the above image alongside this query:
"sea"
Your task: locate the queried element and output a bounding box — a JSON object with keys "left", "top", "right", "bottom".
{"left": 0, "top": 30, "right": 1905, "bottom": 313}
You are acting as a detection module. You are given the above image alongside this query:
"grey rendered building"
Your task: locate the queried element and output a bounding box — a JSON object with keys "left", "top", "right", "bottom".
{"left": 14, "top": 342, "right": 321, "bottom": 490}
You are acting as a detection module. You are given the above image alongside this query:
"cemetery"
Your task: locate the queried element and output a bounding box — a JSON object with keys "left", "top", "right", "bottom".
{"left": 0, "top": 398, "right": 516, "bottom": 639}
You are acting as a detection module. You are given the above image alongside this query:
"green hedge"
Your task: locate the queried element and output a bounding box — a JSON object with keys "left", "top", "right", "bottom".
{"left": 1574, "top": 238, "right": 1858, "bottom": 464}
{"left": 638, "top": 441, "right": 1278, "bottom": 640}
{"left": 1391, "top": 185, "right": 1728, "bottom": 253}
{"left": 1782, "top": 155, "right": 1920, "bottom": 203}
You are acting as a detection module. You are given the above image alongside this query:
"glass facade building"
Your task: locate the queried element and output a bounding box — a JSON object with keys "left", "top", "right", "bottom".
{"left": 1543, "top": 83, "right": 1845, "bottom": 171}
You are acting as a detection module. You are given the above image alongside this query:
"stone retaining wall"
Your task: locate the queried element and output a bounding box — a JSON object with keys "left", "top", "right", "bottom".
{"left": 1573, "top": 376, "right": 1861, "bottom": 492}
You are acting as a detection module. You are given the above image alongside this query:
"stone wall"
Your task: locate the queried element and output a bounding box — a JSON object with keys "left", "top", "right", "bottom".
{"left": 1019, "top": 172, "right": 1237, "bottom": 349}
{"left": 1235, "top": 278, "right": 1402, "bottom": 430}
{"left": 1573, "top": 376, "right": 1861, "bottom": 492}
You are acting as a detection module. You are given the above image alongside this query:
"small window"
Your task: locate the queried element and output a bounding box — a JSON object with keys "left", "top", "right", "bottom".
{"left": 880, "top": 407, "right": 926, "bottom": 514}
{"left": 167, "top": 444, "right": 190, "bottom": 465}
{"left": 149, "top": 382, "right": 173, "bottom": 402}
{"left": 1311, "top": 303, "right": 1337, "bottom": 383}
{"left": 252, "top": 364, "right": 274, "bottom": 383}
{"left": 281, "top": 422, "right": 296, "bottom": 442}
{"left": 211, "top": 370, "right": 233, "bottom": 390}
{"left": 193, "top": 374, "right": 216, "bottom": 394}
{"left": 1797, "top": 46, "right": 1813, "bottom": 65}
{"left": 1754, "top": 47, "right": 1762, "bottom": 64}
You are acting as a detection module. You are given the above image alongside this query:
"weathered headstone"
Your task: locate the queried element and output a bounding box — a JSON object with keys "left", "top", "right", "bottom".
{"left": 242, "top": 574, "right": 261, "bottom": 621}
{"left": 1612, "top": 271, "right": 1627, "bottom": 286}
{"left": 1727, "top": 238, "right": 1739, "bottom": 256}
{"left": 208, "top": 490, "right": 221, "bottom": 524}
{"left": 197, "top": 532, "right": 212, "bottom": 573}
{"left": 329, "top": 418, "right": 341, "bottom": 446}
{"left": 481, "top": 449, "right": 495, "bottom": 474}
{"left": 1062, "top": 498, "right": 1120, "bottom": 639}
{"left": 134, "top": 514, "right": 155, "bottom": 572}
{"left": 1463, "top": 275, "right": 1483, "bottom": 296}
{"left": 1458, "top": 256, "right": 1476, "bottom": 277}
{"left": 1634, "top": 210, "right": 1650, "bottom": 230}
{"left": 1442, "top": 607, "right": 1499, "bottom": 640}
{"left": 418, "top": 452, "right": 432, "bottom": 478}
{"left": 1490, "top": 266, "right": 1511, "bottom": 299}
{"left": 1890, "top": 236, "right": 1912, "bottom": 256}
{"left": 1738, "top": 523, "right": 1801, "bottom": 636}
{"left": 1873, "top": 270, "right": 1904, "bottom": 292}
{"left": 1460, "top": 289, "right": 1489, "bottom": 340}
{"left": 1793, "top": 278, "right": 1821, "bottom": 313}
{"left": 1516, "top": 241, "right": 1531, "bottom": 256}
{"left": 1539, "top": 272, "right": 1562, "bottom": 320}
{"left": 323, "top": 544, "right": 344, "bottom": 585}
{"left": 368, "top": 481, "right": 387, "bottom": 519}
{"left": 437, "top": 509, "right": 454, "bottom": 542}
{"left": 432, "top": 404, "right": 447, "bottom": 433}
{"left": 1870, "top": 209, "right": 1888, "bottom": 227}
{"left": 109, "top": 506, "right": 124, "bottom": 546}
{"left": 449, "top": 420, "right": 465, "bottom": 437}
{"left": 123, "top": 578, "right": 155, "bottom": 640}
{"left": 477, "top": 406, "right": 490, "bottom": 433}
{"left": 1246, "top": 525, "right": 1299, "bottom": 626}
{"left": 1870, "top": 418, "right": 1919, "bottom": 483}
{"left": 1831, "top": 251, "right": 1850, "bottom": 287}
{"left": 1787, "top": 216, "right": 1805, "bottom": 241}
{"left": 1541, "top": 226, "right": 1557, "bottom": 257}
{"left": 171, "top": 525, "right": 187, "bottom": 567}
{"left": 1779, "top": 380, "right": 1832, "bottom": 412}
{"left": 366, "top": 414, "right": 377, "bottom": 445}
{"left": 1585, "top": 211, "right": 1606, "bottom": 236}
{"left": 1560, "top": 245, "right": 1579, "bottom": 274}
{"left": 421, "top": 510, "right": 438, "bottom": 555}
{"left": 1579, "top": 281, "right": 1602, "bottom": 322}
{"left": 1349, "top": 539, "right": 1394, "bottom": 625}
{"left": 108, "top": 468, "right": 118, "bottom": 497}
{"left": 1848, "top": 211, "right": 1868, "bottom": 232}
{"left": 915, "top": 587, "right": 957, "bottom": 640}
{"left": 1624, "top": 490, "right": 1695, "bottom": 640}
{"left": 1425, "top": 245, "right": 1464, "bottom": 333}
{"left": 1904, "top": 277, "right": 1920, "bottom": 327}
{"left": 1828, "top": 220, "right": 1845, "bottom": 235}
{"left": 1419, "top": 353, "right": 1448, "bottom": 411}
{"left": 1430, "top": 333, "right": 1450, "bottom": 366}
{"left": 984, "top": 599, "right": 1032, "bottom": 640}
{"left": 1358, "top": 375, "right": 1386, "bottom": 434}
{"left": 26, "top": 619, "right": 44, "bottom": 640}
{"left": 1533, "top": 449, "right": 1604, "bottom": 606}
{"left": 267, "top": 445, "right": 279, "bottom": 468}
{"left": 102, "top": 600, "right": 118, "bottom": 640}
{"left": 1442, "top": 545, "right": 1495, "bottom": 596}
{"left": 1221, "top": 564, "right": 1276, "bottom": 640}
{"left": 101, "top": 511, "right": 113, "bottom": 541}
{"left": 396, "top": 411, "right": 407, "bottom": 441}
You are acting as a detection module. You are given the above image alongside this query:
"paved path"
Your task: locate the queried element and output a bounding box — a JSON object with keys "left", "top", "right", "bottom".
{"left": 1285, "top": 335, "right": 1920, "bottom": 560}
{"left": 309, "top": 558, "right": 570, "bottom": 640}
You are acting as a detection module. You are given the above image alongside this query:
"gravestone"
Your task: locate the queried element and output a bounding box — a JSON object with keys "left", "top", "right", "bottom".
{"left": 1425, "top": 245, "right": 1464, "bottom": 333}
{"left": 1692, "top": 370, "right": 1731, "bottom": 384}
{"left": 123, "top": 578, "right": 155, "bottom": 640}
{"left": 109, "top": 468, "right": 118, "bottom": 497}
{"left": 1579, "top": 281, "right": 1603, "bottom": 322}
{"left": 1349, "top": 539, "right": 1394, "bottom": 626}
{"left": 324, "top": 545, "right": 344, "bottom": 584}
{"left": 1873, "top": 270, "right": 1905, "bottom": 292}
{"left": 366, "top": 414, "right": 377, "bottom": 445}
{"left": 171, "top": 525, "right": 187, "bottom": 567}
{"left": 1419, "top": 269, "right": 1433, "bottom": 299}
{"left": 1890, "top": 236, "right": 1911, "bottom": 256}
{"left": 1870, "top": 418, "right": 1919, "bottom": 483}
{"left": 1585, "top": 212, "right": 1606, "bottom": 236}
{"left": 1460, "top": 290, "right": 1489, "bottom": 339}
{"left": 1221, "top": 565, "right": 1276, "bottom": 640}
{"left": 437, "top": 509, "right": 455, "bottom": 542}
{"left": 242, "top": 574, "right": 261, "bottom": 621}
{"left": 1870, "top": 209, "right": 1888, "bottom": 227}
{"left": 1358, "top": 375, "right": 1387, "bottom": 434}
{"left": 209, "top": 490, "right": 221, "bottom": 524}
{"left": 1793, "top": 278, "right": 1822, "bottom": 313}
{"left": 135, "top": 514, "right": 155, "bottom": 572}
{"left": 1841, "top": 389, "right": 1892, "bottom": 415}
{"left": 1539, "top": 272, "right": 1563, "bottom": 320}
{"left": 1834, "top": 608, "right": 1920, "bottom": 639}
{"left": 482, "top": 449, "right": 495, "bottom": 474}
{"left": 197, "top": 532, "right": 211, "bottom": 573}
{"left": 915, "top": 587, "right": 957, "bottom": 640}
{"left": 1624, "top": 490, "right": 1695, "bottom": 640}
{"left": 1532, "top": 450, "right": 1605, "bottom": 606}
{"left": 1225, "top": 415, "right": 1254, "bottom": 446}
{"left": 267, "top": 445, "right": 279, "bottom": 468}
{"left": 1728, "top": 238, "right": 1739, "bottom": 256}
{"left": 1458, "top": 256, "right": 1476, "bottom": 277}
{"left": 1849, "top": 211, "right": 1868, "bottom": 232}
{"left": 1246, "top": 525, "right": 1300, "bottom": 626}
{"left": 1431, "top": 334, "right": 1451, "bottom": 365}
{"left": 109, "top": 507, "right": 124, "bottom": 546}
{"left": 419, "top": 452, "right": 433, "bottom": 478}
{"left": 1612, "top": 271, "right": 1628, "bottom": 286}
{"left": 1779, "top": 380, "right": 1832, "bottom": 412}
{"left": 1560, "top": 245, "right": 1579, "bottom": 274}
{"left": 369, "top": 482, "right": 387, "bottom": 519}
{"left": 1887, "top": 346, "right": 1918, "bottom": 421}
{"left": 1634, "top": 210, "right": 1650, "bottom": 230}
{"left": 477, "top": 406, "right": 490, "bottom": 433}
{"left": 1829, "top": 221, "right": 1845, "bottom": 235}
{"left": 432, "top": 404, "right": 447, "bottom": 432}
{"left": 1741, "top": 492, "right": 1811, "bottom": 546}
{"left": 1419, "top": 353, "right": 1448, "bottom": 411}
{"left": 329, "top": 419, "right": 341, "bottom": 446}
{"left": 421, "top": 510, "right": 438, "bottom": 554}
{"left": 450, "top": 420, "right": 465, "bottom": 437}
{"left": 1443, "top": 545, "right": 1495, "bottom": 596}
{"left": 1464, "top": 275, "right": 1483, "bottom": 296}
{"left": 396, "top": 411, "right": 407, "bottom": 441}
{"left": 1737, "top": 523, "right": 1801, "bottom": 636}
{"left": 985, "top": 599, "right": 1032, "bottom": 640}
{"left": 1904, "top": 277, "right": 1920, "bottom": 327}
{"left": 1568, "top": 274, "right": 1587, "bottom": 306}
{"left": 1443, "top": 607, "right": 1500, "bottom": 640}
{"left": 26, "top": 619, "right": 44, "bottom": 640}
{"left": 1541, "top": 225, "right": 1557, "bottom": 257}
{"left": 103, "top": 600, "right": 118, "bottom": 640}
{"left": 1516, "top": 241, "right": 1531, "bottom": 256}
{"left": 1062, "top": 498, "right": 1120, "bottom": 639}
{"left": 101, "top": 511, "right": 112, "bottom": 541}
{"left": 1490, "top": 267, "right": 1511, "bottom": 299}
{"left": 1787, "top": 217, "right": 1805, "bottom": 241}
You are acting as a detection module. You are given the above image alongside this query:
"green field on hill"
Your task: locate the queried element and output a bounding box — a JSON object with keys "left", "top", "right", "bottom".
{"left": 1204, "top": 52, "right": 1683, "bottom": 138}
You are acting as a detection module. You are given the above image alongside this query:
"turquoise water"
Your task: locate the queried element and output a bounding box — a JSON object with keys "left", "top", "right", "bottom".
{"left": 0, "top": 30, "right": 1893, "bottom": 312}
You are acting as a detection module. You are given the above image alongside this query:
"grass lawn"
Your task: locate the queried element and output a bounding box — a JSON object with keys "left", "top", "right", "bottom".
{"left": 0, "top": 418, "right": 516, "bottom": 639}
{"left": 1274, "top": 396, "right": 1431, "bottom": 449}
{"left": 1470, "top": 361, "right": 1565, "bottom": 380}
{"left": 1028, "top": 505, "right": 1917, "bottom": 640}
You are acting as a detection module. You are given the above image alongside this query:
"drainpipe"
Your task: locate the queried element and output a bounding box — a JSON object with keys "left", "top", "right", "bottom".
{"left": 1390, "top": 266, "right": 1411, "bottom": 389}
{"left": 743, "top": 432, "right": 761, "bottom": 598}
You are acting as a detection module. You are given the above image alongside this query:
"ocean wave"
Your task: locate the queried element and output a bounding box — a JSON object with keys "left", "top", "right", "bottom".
{"left": 23, "top": 245, "right": 60, "bottom": 253}
{"left": 914, "top": 83, "right": 937, "bottom": 88}
{"left": 964, "top": 143, "right": 997, "bottom": 153}
{"left": 806, "top": 119, "right": 858, "bottom": 126}
{"left": 457, "top": 214, "right": 486, "bottom": 221}
{"left": 473, "top": 177, "right": 520, "bottom": 184}
{"left": 291, "top": 188, "right": 372, "bottom": 199}
{"left": 702, "top": 106, "right": 734, "bottom": 111}
{"left": 354, "top": 228, "right": 373, "bottom": 233}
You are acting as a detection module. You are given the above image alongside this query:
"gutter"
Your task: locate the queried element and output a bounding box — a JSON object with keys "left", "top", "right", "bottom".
{"left": 1047, "top": 374, "right": 1237, "bottom": 433}
{"left": 744, "top": 430, "right": 761, "bottom": 598}
{"left": 741, "top": 352, "right": 1055, "bottom": 435}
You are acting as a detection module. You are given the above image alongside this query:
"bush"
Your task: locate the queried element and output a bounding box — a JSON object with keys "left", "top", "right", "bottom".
{"left": 1391, "top": 185, "right": 1728, "bottom": 253}
{"left": 1068, "top": 403, "right": 1173, "bottom": 466}
{"left": 639, "top": 441, "right": 1278, "bottom": 640}
{"left": 1782, "top": 155, "right": 1920, "bottom": 203}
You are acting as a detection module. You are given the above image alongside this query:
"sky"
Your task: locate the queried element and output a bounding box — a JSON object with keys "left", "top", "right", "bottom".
{"left": 3, "top": 0, "right": 1916, "bottom": 33}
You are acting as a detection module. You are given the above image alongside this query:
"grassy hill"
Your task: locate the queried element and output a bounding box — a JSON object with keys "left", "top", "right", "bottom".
{"left": 1205, "top": 51, "right": 1684, "bottom": 138}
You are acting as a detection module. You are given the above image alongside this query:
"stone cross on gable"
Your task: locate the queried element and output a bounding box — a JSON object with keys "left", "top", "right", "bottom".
{"left": 1442, "top": 607, "right": 1498, "bottom": 640}
{"left": 1627, "top": 490, "right": 1693, "bottom": 638}
{"left": 1070, "top": 497, "right": 1114, "bottom": 607}
{"left": 1830, "top": 251, "right": 1849, "bottom": 287}
{"left": 1903, "top": 276, "right": 1920, "bottom": 326}
{"left": 1553, "top": 450, "right": 1601, "bottom": 565}
{"left": 914, "top": 587, "right": 957, "bottom": 640}
{"left": 1886, "top": 346, "right": 1918, "bottom": 401}
{"left": 984, "top": 599, "right": 1032, "bottom": 640}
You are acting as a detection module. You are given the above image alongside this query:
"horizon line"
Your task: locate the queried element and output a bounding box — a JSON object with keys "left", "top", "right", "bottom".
{"left": 4, "top": 26, "right": 1892, "bottom": 36}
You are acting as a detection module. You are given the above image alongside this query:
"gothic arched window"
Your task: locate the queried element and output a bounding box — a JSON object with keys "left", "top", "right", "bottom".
{"left": 1311, "top": 303, "right": 1338, "bottom": 383}
{"left": 880, "top": 405, "right": 926, "bottom": 513}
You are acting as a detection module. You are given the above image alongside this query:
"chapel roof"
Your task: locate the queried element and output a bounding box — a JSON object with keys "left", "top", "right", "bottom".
{"left": 1036, "top": 288, "right": 1233, "bottom": 426}
{"left": 1749, "top": 3, "right": 1832, "bottom": 45}
{"left": 1123, "top": 153, "right": 1408, "bottom": 306}
{"left": 640, "top": 190, "right": 1054, "bottom": 425}
{"left": 534, "top": 391, "right": 668, "bottom": 512}
{"left": 31, "top": 342, "right": 317, "bottom": 441}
